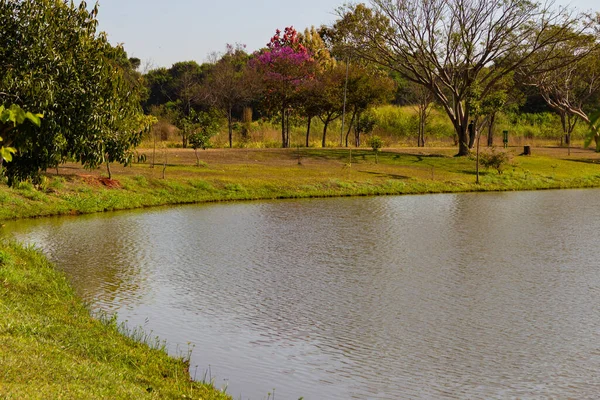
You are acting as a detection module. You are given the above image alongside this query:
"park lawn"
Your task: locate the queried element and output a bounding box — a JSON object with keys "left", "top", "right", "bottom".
{"left": 2, "top": 147, "right": 600, "bottom": 222}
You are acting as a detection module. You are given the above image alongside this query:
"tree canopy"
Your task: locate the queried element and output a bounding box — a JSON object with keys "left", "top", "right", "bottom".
{"left": 0, "top": 0, "right": 147, "bottom": 184}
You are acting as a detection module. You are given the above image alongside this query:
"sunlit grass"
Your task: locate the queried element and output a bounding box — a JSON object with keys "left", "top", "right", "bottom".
{"left": 1, "top": 147, "right": 599, "bottom": 222}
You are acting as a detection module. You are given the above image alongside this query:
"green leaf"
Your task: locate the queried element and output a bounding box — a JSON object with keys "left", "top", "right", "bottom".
{"left": 1, "top": 146, "right": 16, "bottom": 162}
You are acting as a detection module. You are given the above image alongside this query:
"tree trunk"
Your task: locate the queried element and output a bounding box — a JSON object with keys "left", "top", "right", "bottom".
{"left": 457, "top": 129, "right": 470, "bottom": 156}
{"left": 106, "top": 160, "right": 112, "bottom": 180}
{"left": 152, "top": 131, "right": 156, "bottom": 168}
{"left": 448, "top": 110, "right": 471, "bottom": 156}
{"left": 476, "top": 129, "right": 481, "bottom": 184}
{"left": 345, "top": 110, "right": 357, "bottom": 147}
{"left": 228, "top": 107, "right": 233, "bottom": 148}
{"left": 487, "top": 113, "right": 496, "bottom": 147}
{"left": 355, "top": 131, "right": 361, "bottom": 147}
{"left": 286, "top": 110, "right": 290, "bottom": 148}
{"left": 468, "top": 126, "right": 476, "bottom": 149}
{"left": 322, "top": 114, "right": 332, "bottom": 148}
{"left": 560, "top": 113, "right": 567, "bottom": 147}
{"left": 305, "top": 116, "right": 312, "bottom": 147}
{"left": 418, "top": 106, "right": 426, "bottom": 147}
{"left": 281, "top": 106, "right": 287, "bottom": 148}
{"left": 182, "top": 132, "right": 188, "bottom": 149}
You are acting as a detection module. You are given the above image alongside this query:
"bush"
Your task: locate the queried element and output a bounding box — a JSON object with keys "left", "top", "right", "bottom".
{"left": 479, "top": 147, "right": 511, "bottom": 174}
{"left": 368, "top": 135, "right": 384, "bottom": 152}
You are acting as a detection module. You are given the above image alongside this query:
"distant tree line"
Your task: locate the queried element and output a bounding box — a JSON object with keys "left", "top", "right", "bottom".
{"left": 143, "top": 1, "right": 600, "bottom": 155}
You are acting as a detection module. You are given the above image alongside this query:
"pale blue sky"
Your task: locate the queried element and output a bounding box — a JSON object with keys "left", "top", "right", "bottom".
{"left": 94, "top": 0, "right": 598, "bottom": 69}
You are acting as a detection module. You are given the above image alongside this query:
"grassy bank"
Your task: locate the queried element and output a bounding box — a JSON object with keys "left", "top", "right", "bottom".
{"left": 2, "top": 147, "right": 600, "bottom": 221}
{"left": 0, "top": 241, "right": 230, "bottom": 399}
{"left": 1, "top": 146, "right": 600, "bottom": 398}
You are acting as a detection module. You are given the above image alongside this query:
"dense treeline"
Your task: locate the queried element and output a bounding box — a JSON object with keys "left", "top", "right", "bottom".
{"left": 142, "top": 27, "right": 396, "bottom": 151}
{"left": 1, "top": 0, "right": 600, "bottom": 185}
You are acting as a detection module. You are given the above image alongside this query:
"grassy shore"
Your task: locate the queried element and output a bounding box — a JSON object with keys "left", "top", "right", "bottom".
{"left": 2, "top": 146, "right": 600, "bottom": 221}
{"left": 0, "top": 241, "right": 230, "bottom": 399}
{"left": 1, "top": 146, "right": 600, "bottom": 398}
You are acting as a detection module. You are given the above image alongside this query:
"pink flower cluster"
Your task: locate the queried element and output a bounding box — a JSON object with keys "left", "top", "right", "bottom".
{"left": 267, "top": 26, "right": 308, "bottom": 56}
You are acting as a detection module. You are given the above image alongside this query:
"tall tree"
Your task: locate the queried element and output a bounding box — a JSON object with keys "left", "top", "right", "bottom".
{"left": 0, "top": 0, "right": 146, "bottom": 184}
{"left": 205, "top": 44, "right": 254, "bottom": 148}
{"left": 523, "top": 34, "right": 600, "bottom": 152}
{"left": 407, "top": 82, "right": 435, "bottom": 147}
{"left": 251, "top": 27, "right": 316, "bottom": 148}
{"left": 169, "top": 62, "right": 206, "bottom": 148}
{"left": 333, "top": 1, "right": 594, "bottom": 156}
{"left": 343, "top": 64, "right": 395, "bottom": 147}
{"left": 143, "top": 61, "right": 207, "bottom": 148}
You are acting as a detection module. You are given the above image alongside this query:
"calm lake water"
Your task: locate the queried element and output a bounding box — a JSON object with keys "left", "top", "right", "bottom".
{"left": 4, "top": 189, "right": 600, "bottom": 399}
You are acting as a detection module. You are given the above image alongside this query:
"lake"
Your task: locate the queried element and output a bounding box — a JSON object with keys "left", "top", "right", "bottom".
{"left": 4, "top": 189, "right": 600, "bottom": 399}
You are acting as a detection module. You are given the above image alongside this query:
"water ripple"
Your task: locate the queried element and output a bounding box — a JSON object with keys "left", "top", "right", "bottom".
{"left": 5, "top": 190, "right": 600, "bottom": 399}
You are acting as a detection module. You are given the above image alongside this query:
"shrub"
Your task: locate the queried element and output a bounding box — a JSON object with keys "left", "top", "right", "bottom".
{"left": 479, "top": 147, "right": 511, "bottom": 174}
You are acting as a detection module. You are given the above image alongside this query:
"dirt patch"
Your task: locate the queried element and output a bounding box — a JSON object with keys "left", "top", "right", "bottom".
{"left": 78, "top": 174, "right": 121, "bottom": 188}
{"left": 98, "top": 177, "right": 122, "bottom": 188}
{"left": 79, "top": 174, "right": 101, "bottom": 186}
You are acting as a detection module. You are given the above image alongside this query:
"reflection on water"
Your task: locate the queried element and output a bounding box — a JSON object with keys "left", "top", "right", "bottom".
{"left": 4, "top": 189, "right": 600, "bottom": 399}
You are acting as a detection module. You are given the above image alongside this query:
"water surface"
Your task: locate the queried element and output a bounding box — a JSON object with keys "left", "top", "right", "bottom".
{"left": 5, "top": 189, "right": 600, "bottom": 399}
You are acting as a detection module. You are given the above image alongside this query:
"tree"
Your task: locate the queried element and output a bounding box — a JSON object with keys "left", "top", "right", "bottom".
{"left": 524, "top": 34, "right": 600, "bottom": 152}
{"left": 333, "top": 1, "right": 594, "bottom": 156}
{"left": 205, "top": 44, "right": 254, "bottom": 148}
{"left": 468, "top": 72, "right": 522, "bottom": 147}
{"left": 169, "top": 62, "right": 207, "bottom": 148}
{"left": 251, "top": 27, "right": 316, "bottom": 148}
{"left": 0, "top": 0, "right": 146, "bottom": 184}
{"left": 367, "top": 135, "right": 383, "bottom": 163}
{"left": 143, "top": 67, "right": 174, "bottom": 111}
{"left": 298, "top": 27, "right": 338, "bottom": 147}
{"left": 103, "top": 114, "right": 156, "bottom": 180}
{"left": 343, "top": 65, "right": 395, "bottom": 147}
{"left": 406, "top": 83, "right": 434, "bottom": 147}
{"left": 316, "top": 64, "right": 346, "bottom": 147}
{"left": 353, "top": 109, "right": 377, "bottom": 147}
{"left": 188, "top": 110, "right": 221, "bottom": 166}
{"left": 144, "top": 61, "right": 207, "bottom": 148}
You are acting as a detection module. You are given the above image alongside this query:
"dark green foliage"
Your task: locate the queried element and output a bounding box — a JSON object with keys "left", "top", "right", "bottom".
{"left": 0, "top": 0, "right": 146, "bottom": 185}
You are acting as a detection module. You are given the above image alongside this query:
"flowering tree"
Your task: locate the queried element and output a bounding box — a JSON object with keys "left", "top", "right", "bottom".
{"left": 252, "top": 27, "right": 315, "bottom": 148}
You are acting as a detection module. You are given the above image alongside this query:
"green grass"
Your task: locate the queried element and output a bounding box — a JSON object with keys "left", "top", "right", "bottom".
{"left": 0, "top": 241, "right": 230, "bottom": 399}
{"left": 1, "top": 148, "right": 600, "bottom": 222}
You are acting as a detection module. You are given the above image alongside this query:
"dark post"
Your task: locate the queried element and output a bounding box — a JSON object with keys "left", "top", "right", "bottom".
{"left": 503, "top": 130, "right": 509, "bottom": 149}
